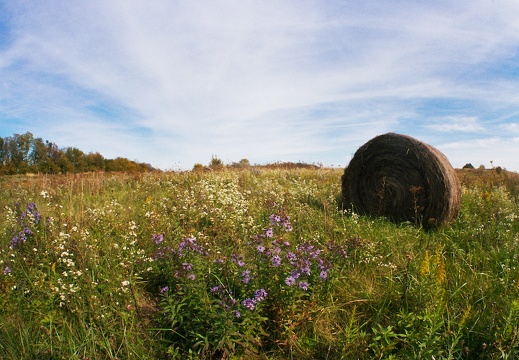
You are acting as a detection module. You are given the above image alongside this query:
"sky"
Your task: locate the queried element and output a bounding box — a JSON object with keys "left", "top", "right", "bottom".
{"left": 1, "top": 1, "right": 519, "bottom": 171}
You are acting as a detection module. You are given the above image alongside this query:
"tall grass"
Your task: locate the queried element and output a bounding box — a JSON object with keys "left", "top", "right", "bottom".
{"left": 1, "top": 169, "right": 519, "bottom": 359}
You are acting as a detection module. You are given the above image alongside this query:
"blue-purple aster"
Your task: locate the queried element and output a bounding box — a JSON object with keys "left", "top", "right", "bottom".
{"left": 285, "top": 276, "right": 296, "bottom": 286}
{"left": 298, "top": 281, "right": 309, "bottom": 291}
{"left": 254, "top": 288, "right": 267, "bottom": 301}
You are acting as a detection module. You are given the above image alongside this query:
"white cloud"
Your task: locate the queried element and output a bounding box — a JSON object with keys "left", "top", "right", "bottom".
{"left": 425, "top": 116, "right": 486, "bottom": 133}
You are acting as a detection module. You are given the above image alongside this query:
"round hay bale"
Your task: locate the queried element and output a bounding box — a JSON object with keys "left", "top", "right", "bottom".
{"left": 341, "top": 133, "right": 460, "bottom": 228}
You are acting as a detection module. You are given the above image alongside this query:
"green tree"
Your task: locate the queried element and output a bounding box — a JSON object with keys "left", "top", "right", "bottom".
{"left": 65, "top": 147, "right": 88, "bottom": 173}
{"left": 85, "top": 152, "right": 105, "bottom": 171}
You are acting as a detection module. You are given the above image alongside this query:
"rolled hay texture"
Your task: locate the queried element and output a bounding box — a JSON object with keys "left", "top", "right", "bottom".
{"left": 341, "top": 133, "right": 460, "bottom": 228}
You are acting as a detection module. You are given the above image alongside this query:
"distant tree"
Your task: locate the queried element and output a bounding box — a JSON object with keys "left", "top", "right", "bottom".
{"left": 209, "top": 155, "right": 224, "bottom": 170}
{"left": 85, "top": 152, "right": 106, "bottom": 171}
{"left": 192, "top": 163, "right": 203, "bottom": 172}
{"left": 231, "top": 158, "right": 251, "bottom": 168}
{"left": 59, "top": 154, "right": 75, "bottom": 173}
{"left": 31, "top": 137, "right": 52, "bottom": 173}
{"left": 5, "top": 132, "right": 34, "bottom": 173}
{"left": 65, "top": 147, "right": 88, "bottom": 173}
{"left": 0, "top": 131, "right": 156, "bottom": 175}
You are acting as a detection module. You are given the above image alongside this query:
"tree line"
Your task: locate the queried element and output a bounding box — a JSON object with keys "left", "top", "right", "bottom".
{"left": 0, "top": 132, "right": 155, "bottom": 175}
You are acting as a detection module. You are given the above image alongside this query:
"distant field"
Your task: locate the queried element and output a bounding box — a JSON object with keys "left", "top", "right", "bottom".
{"left": 1, "top": 168, "right": 519, "bottom": 359}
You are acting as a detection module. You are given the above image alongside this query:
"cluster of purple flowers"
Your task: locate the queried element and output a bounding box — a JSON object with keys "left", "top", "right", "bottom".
{"left": 269, "top": 213, "right": 293, "bottom": 232}
{"left": 153, "top": 235, "right": 206, "bottom": 284}
{"left": 252, "top": 214, "right": 335, "bottom": 292}
{"left": 178, "top": 237, "right": 207, "bottom": 257}
{"left": 208, "top": 284, "right": 241, "bottom": 316}
{"left": 9, "top": 203, "right": 44, "bottom": 249}
{"left": 241, "top": 288, "right": 268, "bottom": 311}
{"left": 264, "top": 213, "right": 293, "bottom": 238}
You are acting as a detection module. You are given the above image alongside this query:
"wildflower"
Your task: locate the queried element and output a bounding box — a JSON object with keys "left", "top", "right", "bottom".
{"left": 152, "top": 233, "right": 164, "bottom": 245}
{"left": 285, "top": 276, "right": 296, "bottom": 286}
{"left": 270, "top": 214, "right": 281, "bottom": 226}
{"left": 271, "top": 255, "right": 281, "bottom": 267}
{"left": 241, "top": 269, "right": 251, "bottom": 284}
{"left": 182, "top": 263, "right": 193, "bottom": 271}
{"left": 121, "top": 280, "right": 130, "bottom": 287}
{"left": 265, "top": 228, "right": 274, "bottom": 238}
{"left": 210, "top": 285, "right": 223, "bottom": 293}
{"left": 9, "top": 235, "right": 19, "bottom": 249}
{"left": 160, "top": 286, "right": 169, "bottom": 293}
{"left": 286, "top": 251, "right": 297, "bottom": 262}
{"left": 188, "top": 273, "right": 196, "bottom": 281}
{"left": 320, "top": 270, "right": 328, "bottom": 280}
{"left": 257, "top": 245, "right": 265, "bottom": 253}
{"left": 242, "top": 298, "right": 256, "bottom": 310}
{"left": 3, "top": 266, "right": 11, "bottom": 275}
{"left": 254, "top": 289, "right": 267, "bottom": 301}
{"left": 301, "top": 266, "right": 311, "bottom": 276}
{"left": 298, "top": 281, "right": 309, "bottom": 291}
{"left": 291, "top": 269, "right": 301, "bottom": 279}
{"left": 234, "top": 310, "right": 241, "bottom": 318}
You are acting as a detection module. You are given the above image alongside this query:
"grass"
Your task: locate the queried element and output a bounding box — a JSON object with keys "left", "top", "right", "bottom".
{"left": 1, "top": 168, "right": 519, "bottom": 359}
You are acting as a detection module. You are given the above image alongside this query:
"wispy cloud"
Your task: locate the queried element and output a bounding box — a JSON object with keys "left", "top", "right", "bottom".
{"left": 426, "top": 116, "right": 486, "bottom": 133}
{"left": 1, "top": 1, "right": 519, "bottom": 169}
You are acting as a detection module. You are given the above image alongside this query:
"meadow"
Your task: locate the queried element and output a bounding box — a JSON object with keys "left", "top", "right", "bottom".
{"left": 1, "top": 167, "right": 519, "bottom": 359}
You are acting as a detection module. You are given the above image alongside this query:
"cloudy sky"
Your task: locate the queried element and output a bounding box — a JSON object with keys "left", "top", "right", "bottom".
{"left": 1, "top": 1, "right": 519, "bottom": 171}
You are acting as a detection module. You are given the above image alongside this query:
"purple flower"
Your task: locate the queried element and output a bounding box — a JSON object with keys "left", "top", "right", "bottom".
{"left": 242, "top": 298, "right": 256, "bottom": 310}
{"left": 182, "top": 263, "right": 193, "bottom": 271}
{"left": 3, "top": 266, "right": 12, "bottom": 275}
{"left": 152, "top": 233, "right": 164, "bottom": 245}
{"left": 271, "top": 255, "right": 281, "bottom": 267}
{"left": 210, "top": 285, "right": 223, "bottom": 293}
{"left": 285, "top": 276, "right": 296, "bottom": 286}
{"left": 254, "top": 288, "right": 267, "bottom": 301}
{"left": 241, "top": 269, "right": 251, "bottom": 284}
{"left": 320, "top": 270, "right": 328, "bottom": 280}
{"left": 237, "top": 260, "right": 245, "bottom": 267}
{"left": 9, "top": 235, "right": 19, "bottom": 249}
{"left": 265, "top": 228, "right": 274, "bottom": 238}
{"left": 301, "top": 266, "right": 311, "bottom": 276}
{"left": 298, "top": 281, "right": 309, "bottom": 291}
{"left": 291, "top": 269, "right": 301, "bottom": 279}
{"left": 286, "top": 251, "right": 297, "bottom": 262}
{"left": 188, "top": 274, "right": 196, "bottom": 281}
{"left": 234, "top": 310, "right": 241, "bottom": 318}
{"left": 159, "top": 286, "right": 169, "bottom": 293}
{"left": 257, "top": 245, "right": 265, "bottom": 253}
{"left": 270, "top": 214, "right": 282, "bottom": 226}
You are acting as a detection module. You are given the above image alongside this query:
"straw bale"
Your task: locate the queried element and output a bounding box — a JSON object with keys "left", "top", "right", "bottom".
{"left": 341, "top": 133, "right": 460, "bottom": 228}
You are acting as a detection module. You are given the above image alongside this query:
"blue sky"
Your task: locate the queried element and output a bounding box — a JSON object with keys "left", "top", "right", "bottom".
{"left": 1, "top": 1, "right": 519, "bottom": 171}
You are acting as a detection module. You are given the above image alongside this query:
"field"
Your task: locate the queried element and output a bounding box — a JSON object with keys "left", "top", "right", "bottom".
{"left": 1, "top": 167, "right": 519, "bottom": 359}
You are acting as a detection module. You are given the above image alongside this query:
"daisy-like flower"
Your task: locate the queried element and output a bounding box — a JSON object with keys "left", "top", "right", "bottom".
{"left": 285, "top": 276, "right": 296, "bottom": 286}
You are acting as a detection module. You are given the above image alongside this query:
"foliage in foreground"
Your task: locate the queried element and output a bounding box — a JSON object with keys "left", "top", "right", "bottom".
{"left": 1, "top": 168, "right": 519, "bottom": 359}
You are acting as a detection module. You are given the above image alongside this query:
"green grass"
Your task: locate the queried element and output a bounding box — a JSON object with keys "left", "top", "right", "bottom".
{"left": 1, "top": 168, "right": 519, "bottom": 359}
